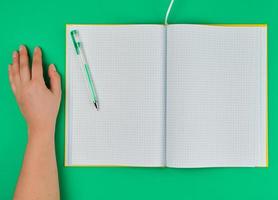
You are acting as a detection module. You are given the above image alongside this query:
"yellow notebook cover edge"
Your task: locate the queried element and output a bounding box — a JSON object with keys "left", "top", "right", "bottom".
{"left": 65, "top": 25, "right": 68, "bottom": 166}
{"left": 66, "top": 23, "right": 267, "bottom": 27}
{"left": 266, "top": 25, "right": 269, "bottom": 167}
{"left": 207, "top": 24, "right": 267, "bottom": 27}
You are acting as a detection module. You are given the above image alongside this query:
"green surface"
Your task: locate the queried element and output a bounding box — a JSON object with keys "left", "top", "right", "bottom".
{"left": 0, "top": 0, "right": 277, "bottom": 199}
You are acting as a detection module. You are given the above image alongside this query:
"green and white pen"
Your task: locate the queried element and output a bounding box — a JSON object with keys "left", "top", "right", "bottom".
{"left": 70, "top": 29, "right": 99, "bottom": 110}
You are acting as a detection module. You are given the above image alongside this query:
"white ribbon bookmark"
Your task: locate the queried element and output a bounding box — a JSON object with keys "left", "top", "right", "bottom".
{"left": 165, "top": 0, "right": 175, "bottom": 25}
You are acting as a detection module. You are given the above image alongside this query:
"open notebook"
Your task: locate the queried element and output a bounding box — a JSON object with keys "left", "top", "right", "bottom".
{"left": 65, "top": 24, "right": 268, "bottom": 168}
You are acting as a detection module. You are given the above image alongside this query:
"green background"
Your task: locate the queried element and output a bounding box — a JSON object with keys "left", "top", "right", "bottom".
{"left": 0, "top": 0, "right": 277, "bottom": 199}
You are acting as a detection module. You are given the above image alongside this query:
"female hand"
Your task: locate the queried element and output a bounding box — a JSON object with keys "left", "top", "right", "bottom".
{"left": 8, "top": 45, "right": 61, "bottom": 140}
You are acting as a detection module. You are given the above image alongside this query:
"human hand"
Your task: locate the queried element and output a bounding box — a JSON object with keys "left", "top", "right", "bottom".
{"left": 8, "top": 45, "right": 61, "bottom": 140}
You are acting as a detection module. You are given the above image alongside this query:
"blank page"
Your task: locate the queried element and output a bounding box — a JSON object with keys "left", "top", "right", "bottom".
{"left": 66, "top": 25, "right": 166, "bottom": 166}
{"left": 166, "top": 25, "right": 267, "bottom": 167}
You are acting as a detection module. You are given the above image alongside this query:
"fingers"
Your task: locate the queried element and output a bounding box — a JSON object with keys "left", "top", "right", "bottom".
{"left": 48, "top": 64, "right": 61, "bottom": 97}
{"left": 8, "top": 64, "right": 16, "bottom": 93}
{"left": 32, "top": 47, "right": 43, "bottom": 81}
{"left": 12, "top": 51, "right": 20, "bottom": 78}
{"left": 9, "top": 51, "right": 21, "bottom": 93}
{"left": 19, "top": 45, "right": 31, "bottom": 82}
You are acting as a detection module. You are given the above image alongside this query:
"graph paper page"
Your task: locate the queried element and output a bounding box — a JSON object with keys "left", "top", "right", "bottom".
{"left": 66, "top": 25, "right": 166, "bottom": 166}
{"left": 166, "top": 25, "right": 267, "bottom": 167}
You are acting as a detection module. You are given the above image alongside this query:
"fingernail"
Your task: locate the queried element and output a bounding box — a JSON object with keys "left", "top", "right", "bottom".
{"left": 19, "top": 45, "right": 24, "bottom": 51}
{"left": 35, "top": 46, "right": 40, "bottom": 52}
{"left": 50, "top": 64, "right": 56, "bottom": 71}
{"left": 8, "top": 64, "right": 12, "bottom": 71}
{"left": 13, "top": 51, "right": 17, "bottom": 58}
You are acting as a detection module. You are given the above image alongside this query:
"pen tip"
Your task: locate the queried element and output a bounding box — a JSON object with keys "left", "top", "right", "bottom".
{"left": 94, "top": 102, "right": 99, "bottom": 111}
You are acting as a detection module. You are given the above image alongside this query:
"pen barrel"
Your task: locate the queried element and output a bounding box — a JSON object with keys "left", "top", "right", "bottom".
{"left": 84, "top": 63, "right": 98, "bottom": 102}
{"left": 79, "top": 54, "right": 98, "bottom": 104}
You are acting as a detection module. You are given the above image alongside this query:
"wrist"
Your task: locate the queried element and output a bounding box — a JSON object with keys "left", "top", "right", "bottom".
{"left": 27, "top": 124, "right": 56, "bottom": 143}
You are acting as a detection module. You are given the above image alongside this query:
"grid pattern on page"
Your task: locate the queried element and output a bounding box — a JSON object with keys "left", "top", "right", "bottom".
{"left": 66, "top": 25, "right": 166, "bottom": 166}
{"left": 166, "top": 25, "right": 267, "bottom": 167}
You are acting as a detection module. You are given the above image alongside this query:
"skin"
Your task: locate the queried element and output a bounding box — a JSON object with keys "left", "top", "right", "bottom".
{"left": 8, "top": 45, "right": 61, "bottom": 200}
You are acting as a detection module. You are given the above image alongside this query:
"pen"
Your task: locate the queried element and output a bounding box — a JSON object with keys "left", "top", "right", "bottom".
{"left": 70, "top": 29, "right": 99, "bottom": 110}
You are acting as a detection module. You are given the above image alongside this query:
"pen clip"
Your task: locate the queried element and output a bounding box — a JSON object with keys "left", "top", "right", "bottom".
{"left": 70, "top": 30, "right": 80, "bottom": 55}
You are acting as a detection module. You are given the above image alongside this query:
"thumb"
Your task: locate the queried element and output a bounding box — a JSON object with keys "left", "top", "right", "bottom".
{"left": 48, "top": 64, "right": 61, "bottom": 97}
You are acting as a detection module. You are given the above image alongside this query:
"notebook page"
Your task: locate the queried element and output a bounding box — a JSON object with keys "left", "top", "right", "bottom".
{"left": 166, "top": 25, "right": 267, "bottom": 167}
{"left": 66, "top": 25, "right": 166, "bottom": 166}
